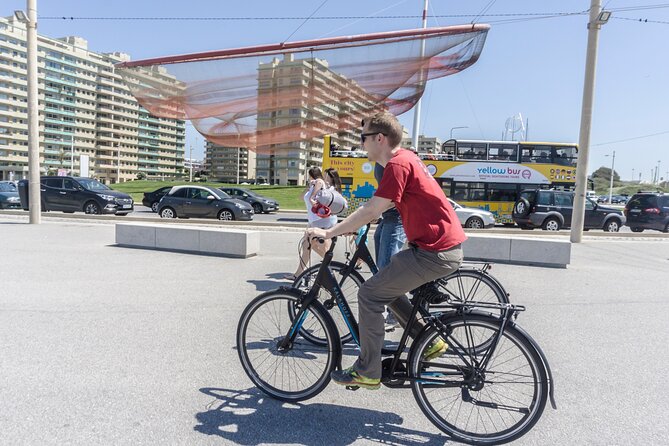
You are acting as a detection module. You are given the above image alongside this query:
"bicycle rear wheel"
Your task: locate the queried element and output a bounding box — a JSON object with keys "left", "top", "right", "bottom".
{"left": 433, "top": 269, "right": 508, "bottom": 310}
{"left": 293, "top": 261, "right": 364, "bottom": 345}
{"left": 237, "top": 289, "right": 340, "bottom": 402}
{"left": 409, "top": 314, "right": 548, "bottom": 445}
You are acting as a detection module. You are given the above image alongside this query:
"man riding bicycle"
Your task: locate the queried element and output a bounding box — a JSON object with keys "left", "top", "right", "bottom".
{"left": 306, "top": 111, "right": 466, "bottom": 390}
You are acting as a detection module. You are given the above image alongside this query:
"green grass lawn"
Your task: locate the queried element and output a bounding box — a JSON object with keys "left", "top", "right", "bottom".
{"left": 110, "top": 180, "right": 306, "bottom": 210}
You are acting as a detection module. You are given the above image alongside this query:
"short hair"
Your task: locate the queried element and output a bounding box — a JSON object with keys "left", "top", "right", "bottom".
{"left": 362, "top": 111, "right": 403, "bottom": 148}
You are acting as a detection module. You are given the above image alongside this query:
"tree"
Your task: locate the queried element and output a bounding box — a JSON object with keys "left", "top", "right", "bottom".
{"left": 591, "top": 166, "right": 620, "bottom": 183}
{"left": 136, "top": 172, "right": 147, "bottom": 180}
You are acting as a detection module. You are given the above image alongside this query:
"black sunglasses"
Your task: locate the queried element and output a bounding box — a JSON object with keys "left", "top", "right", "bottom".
{"left": 361, "top": 132, "right": 386, "bottom": 144}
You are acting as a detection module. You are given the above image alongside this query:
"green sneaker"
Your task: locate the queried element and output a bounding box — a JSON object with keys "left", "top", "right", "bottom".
{"left": 423, "top": 338, "right": 448, "bottom": 361}
{"left": 331, "top": 367, "right": 381, "bottom": 390}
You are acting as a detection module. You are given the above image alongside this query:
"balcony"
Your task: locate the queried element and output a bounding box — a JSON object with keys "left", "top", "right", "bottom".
{"left": 44, "top": 107, "right": 76, "bottom": 118}
{"left": 44, "top": 74, "right": 78, "bottom": 88}
{"left": 138, "top": 116, "right": 162, "bottom": 124}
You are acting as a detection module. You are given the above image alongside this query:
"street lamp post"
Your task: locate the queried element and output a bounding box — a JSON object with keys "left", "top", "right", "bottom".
{"left": 605, "top": 150, "right": 615, "bottom": 204}
{"left": 116, "top": 144, "right": 121, "bottom": 183}
{"left": 571, "top": 0, "right": 610, "bottom": 243}
{"left": 70, "top": 135, "right": 75, "bottom": 175}
{"left": 236, "top": 147, "right": 240, "bottom": 184}
{"left": 631, "top": 168, "right": 635, "bottom": 183}
{"left": 16, "top": 1, "right": 40, "bottom": 223}
{"left": 450, "top": 126, "right": 468, "bottom": 139}
{"left": 188, "top": 144, "right": 193, "bottom": 182}
{"left": 410, "top": 0, "right": 429, "bottom": 150}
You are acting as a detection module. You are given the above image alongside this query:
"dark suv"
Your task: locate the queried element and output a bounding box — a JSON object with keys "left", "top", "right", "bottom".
{"left": 624, "top": 192, "right": 669, "bottom": 233}
{"left": 513, "top": 189, "right": 625, "bottom": 232}
{"left": 38, "top": 176, "right": 134, "bottom": 215}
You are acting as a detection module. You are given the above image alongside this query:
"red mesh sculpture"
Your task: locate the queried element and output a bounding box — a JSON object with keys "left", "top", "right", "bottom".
{"left": 116, "top": 25, "right": 489, "bottom": 151}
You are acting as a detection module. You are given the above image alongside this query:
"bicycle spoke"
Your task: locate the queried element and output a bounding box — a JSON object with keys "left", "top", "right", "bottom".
{"left": 238, "top": 293, "right": 336, "bottom": 400}
{"left": 410, "top": 316, "right": 547, "bottom": 444}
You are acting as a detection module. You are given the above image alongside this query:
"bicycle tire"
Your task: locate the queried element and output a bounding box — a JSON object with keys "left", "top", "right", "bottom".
{"left": 292, "top": 261, "right": 365, "bottom": 345}
{"left": 432, "top": 268, "right": 509, "bottom": 312}
{"left": 408, "top": 313, "right": 548, "bottom": 445}
{"left": 236, "top": 288, "right": 341, "bottom": 402}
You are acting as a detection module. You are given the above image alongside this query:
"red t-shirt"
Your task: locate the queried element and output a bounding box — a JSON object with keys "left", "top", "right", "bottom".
{"left": 375, "top": 149, "right": 467, "bottom": 251}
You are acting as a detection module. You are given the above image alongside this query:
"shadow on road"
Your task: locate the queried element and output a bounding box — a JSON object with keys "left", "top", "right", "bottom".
{"left": 247, "top": 273, "right": 294, "bottom": 291}
{"left": 277, "top": 217, "right": 308, "bottom": 223}
{"left": 194, "top": 387, "right": 446, "bottom": 445}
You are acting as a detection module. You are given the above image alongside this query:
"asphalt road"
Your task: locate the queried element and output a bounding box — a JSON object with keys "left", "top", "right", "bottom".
{"left": 1, "top": 206, "right": 642, "bottom": 235}
{"left": 0, "top": 216, "right": 667, "bottom": 445}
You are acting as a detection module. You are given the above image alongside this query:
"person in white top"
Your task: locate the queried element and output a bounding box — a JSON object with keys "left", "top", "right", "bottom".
{"left": 285, "top": 167, "right": 338, "bottom": 280}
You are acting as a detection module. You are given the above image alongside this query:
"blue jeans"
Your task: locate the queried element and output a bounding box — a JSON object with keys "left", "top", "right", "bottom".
{"left": 374, "top": 213, "right": 407, "bottom": 269}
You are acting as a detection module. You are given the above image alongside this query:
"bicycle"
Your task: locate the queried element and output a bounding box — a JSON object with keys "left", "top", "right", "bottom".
{"left": 291, "top": 224, "right": 510, "bottom": 344}
{"left": 237, "top": 236, "right": 556, "bottom": 445}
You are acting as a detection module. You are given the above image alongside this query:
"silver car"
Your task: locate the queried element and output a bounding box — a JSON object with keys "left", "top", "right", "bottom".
{"left": 448, "top": 199, "right": 496, "bottom": 229}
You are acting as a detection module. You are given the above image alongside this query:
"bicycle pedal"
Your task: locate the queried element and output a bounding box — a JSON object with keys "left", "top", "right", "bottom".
{"left": 345, "top": 385, "right": 360, "bottom": 391}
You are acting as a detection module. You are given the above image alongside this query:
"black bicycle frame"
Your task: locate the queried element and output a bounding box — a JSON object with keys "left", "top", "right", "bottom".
{"left": 347, "top": 224, "right": 379, "bottom": 274}
{"left": 284, "top": 236, "right": 517, "bottom": 388}
{"left": 285, "top": 237, "right": 361, "bottom": 346}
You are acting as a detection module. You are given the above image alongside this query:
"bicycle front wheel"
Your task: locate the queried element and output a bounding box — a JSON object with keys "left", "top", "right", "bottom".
{"left": 237, "top": 289, "right": 340, "bottom": 402}
{"left": 409, "top": 314, "right": 548, "bottom": 445}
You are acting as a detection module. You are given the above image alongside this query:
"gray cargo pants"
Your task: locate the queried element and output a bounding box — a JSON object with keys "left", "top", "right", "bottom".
{"left": 353, "top": 243, "right": 463, "bottom": 379}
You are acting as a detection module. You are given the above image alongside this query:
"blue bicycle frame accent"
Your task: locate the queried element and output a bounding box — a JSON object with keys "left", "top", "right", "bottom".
{"left": 289, "top": 310, "right": 309, "bottom": 337}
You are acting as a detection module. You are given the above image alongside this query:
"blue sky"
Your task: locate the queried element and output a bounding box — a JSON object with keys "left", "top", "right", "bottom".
{"left": 5, "top": 0, "right": 669, "bottom": 180}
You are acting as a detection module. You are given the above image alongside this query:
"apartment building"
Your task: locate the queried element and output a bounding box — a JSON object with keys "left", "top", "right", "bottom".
{"left": 401, "top": 134, "right": 444, "bottom": 153}
{"left": 255, "top": 54, "right": 375, "bottom": 185}
{"left": 204, "top": 141, "right": 256, "bottom": 183}
{"left": 0, "top": 16, "right": 185, "bottom": 183}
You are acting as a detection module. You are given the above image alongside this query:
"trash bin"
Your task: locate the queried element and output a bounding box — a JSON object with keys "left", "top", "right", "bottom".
{"left": 18, "top": 179, "right": 29, "bottom": 211}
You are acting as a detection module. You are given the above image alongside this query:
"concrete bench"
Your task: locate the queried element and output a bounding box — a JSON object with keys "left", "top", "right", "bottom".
{"left": 462, "top": 234, "right": 571, "bottom": 268}
{"left": 115, "top": 223, "right": 259, "bottom": 258}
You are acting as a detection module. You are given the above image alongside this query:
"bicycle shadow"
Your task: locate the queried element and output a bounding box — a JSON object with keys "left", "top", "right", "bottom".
{"left": 194, "top": 387, "right": 447, "bottom": 445}
{"left": 247, "top": 273, "right": 294, "bottom": 292}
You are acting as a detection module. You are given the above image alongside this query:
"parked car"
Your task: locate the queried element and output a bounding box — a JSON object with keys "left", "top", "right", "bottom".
{"left": 598, "top": 194, "right": 629, "bottom": 204}
{"left": 0, "top": 181, "right": 21, "bottom": 209}
{"left": 37, "top": 176, "right": 133, "bottom": 215}
{"left": 512, "top": 189, "right": 625, "bottom": 232}
{"left": 157, "top": 185, "right": 253, "bottom": 221}
{"left": 611, "top": 194, "right": 629, "bottom": 204}
{"left": 142, "top": 186, "right": 173, "bottom": 212}
{"left": 219, "top": 187, "right": 279, "bottom": 214}
{"left": 624, "top": 192, "right": 669, "bottom": 233}
{"left": 447, "top": 198, "right": 496, "bottom": 229}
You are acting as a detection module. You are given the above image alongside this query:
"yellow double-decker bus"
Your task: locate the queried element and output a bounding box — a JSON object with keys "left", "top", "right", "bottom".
{"left": 323, "top": 137, "right": 578, "bottom": 224}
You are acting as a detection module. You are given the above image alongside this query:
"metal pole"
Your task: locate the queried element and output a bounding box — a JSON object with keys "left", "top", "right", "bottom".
{"left": 608, "top": 150, "right": 615, "bottom": 204}
{"left": 631, "top": 168, "right": 635, "bottom": 182}
{"left": 657, "top": 160, "right": 661, "bottom": 185}
{"left": 70, "top": 135, "right": 74, "bottom": 175}
{"left": 450, "top": 126, "right": 468, "bottom": 139}
{"left": 26, "top": 0, "right": 40, "bottom": 223}
{"left": 117, "top": 144, "right": 120, "bottom": 182}
{"left": 411, "top": 0, "right": 428, "bottom": 149}
{"left": 189, "top": 144, "right": 193, "bottom": 182}
{"left": 571, "top": 0, "right": 603, "bottom": 243}
{"left": 236, "top": 147, "right": 240, "bottom": 184}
